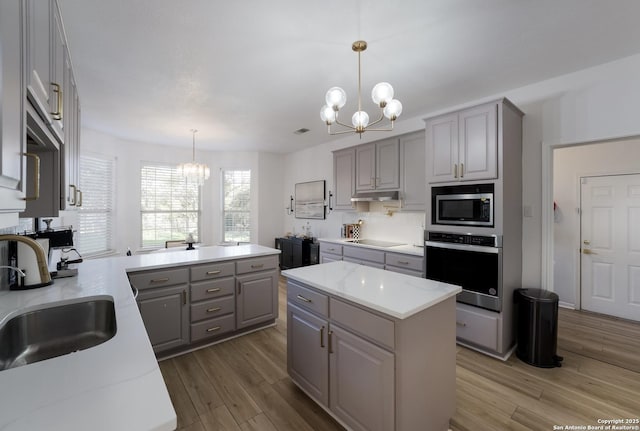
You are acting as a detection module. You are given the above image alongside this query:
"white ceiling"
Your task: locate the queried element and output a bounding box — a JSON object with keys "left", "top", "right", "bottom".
{"left": 58, "top": 0, "right": 640, "bottom": 154}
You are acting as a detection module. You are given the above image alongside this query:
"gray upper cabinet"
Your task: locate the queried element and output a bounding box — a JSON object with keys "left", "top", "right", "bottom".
{"left": 0, "top": 0, "right": 27, "bottom": 216}
{"left": 332, "top": 147, "right": 356, "bottom": 210}
{"left": 426, "top": 102, "right": 498, "bottom": 183}
{"left": 399, "top": 130, "right": 426, "bottom": 210}
{"left": 61, "top": 50, "right": 80, "bottom": 210}
{"left": 355, "top": 139, "right": 400, "bottom": 191}
{"left": 25, "top": 0, "right": 54, "bottom": 126}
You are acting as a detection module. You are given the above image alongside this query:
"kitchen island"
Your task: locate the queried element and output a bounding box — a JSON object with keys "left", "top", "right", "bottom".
{"left": 282, "top": 261, "right": 461, "bottom": 431}
{"left": 0, "top": 244, "right": 279, "bottom": 431}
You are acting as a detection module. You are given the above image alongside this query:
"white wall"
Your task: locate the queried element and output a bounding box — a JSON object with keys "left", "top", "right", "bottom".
{"left": 553, "top": 138, "right": 640, "bottom": 306}
{"left": 81, "top": 129, "right": 283, "bottom": 254}
{"left": 282, "top": 52, "right": 640, "bottom": 289}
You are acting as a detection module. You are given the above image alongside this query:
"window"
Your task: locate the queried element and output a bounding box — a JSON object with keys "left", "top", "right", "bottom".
{"left": 222, "top": 170, "right": 251, "bottom": 242}
{"left": 78, "top": 154, "right": 115, "bottom": 256}
{"left": 141, "top": 163, "right": 200, "bottom": 248}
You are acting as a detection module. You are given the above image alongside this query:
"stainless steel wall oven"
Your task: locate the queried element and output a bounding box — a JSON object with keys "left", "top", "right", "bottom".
{"left": 425, "top": 231, "right": 503, "bottom": 312}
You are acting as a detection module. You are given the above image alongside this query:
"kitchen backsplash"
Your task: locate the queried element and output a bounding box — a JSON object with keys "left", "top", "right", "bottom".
{"left": 288, "top": 209, "right": 426, "bottom": 247}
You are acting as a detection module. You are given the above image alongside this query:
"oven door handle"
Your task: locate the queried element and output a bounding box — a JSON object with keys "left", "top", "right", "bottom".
{"left": 425, "top": 241, "right": 501, "bottom": 254}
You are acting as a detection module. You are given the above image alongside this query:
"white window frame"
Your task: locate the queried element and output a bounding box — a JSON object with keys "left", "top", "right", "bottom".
{"left": 140, "top": 162, "right": 202, "bottom": 249}
{"left": 77, "top": 152, "right": 116, "bottom": 257}
{"left": 221, "top": 169, "right": 251, "bottom": 243}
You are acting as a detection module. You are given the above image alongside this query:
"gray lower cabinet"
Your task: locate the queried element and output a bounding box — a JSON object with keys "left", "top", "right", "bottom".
{"left": 329, "top": 324, "right": 395, "bottom": 431}
{"left": 287, "top": 278, "right": 455, "bottom": 430}
{"left": 137, "top": 285, "right": 189, "bottom": 353}
{"left": 236, "top": 270, "right": 279, "bottom": 329}
{"left": 130, "top": 253, "right": 279, "bottom": 357}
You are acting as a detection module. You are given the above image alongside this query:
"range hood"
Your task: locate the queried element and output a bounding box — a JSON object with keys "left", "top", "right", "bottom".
{"left": 350, "top": 190, "right": 400, "bottom": 202}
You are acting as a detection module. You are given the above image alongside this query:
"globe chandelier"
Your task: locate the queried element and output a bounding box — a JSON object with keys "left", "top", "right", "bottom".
{"left": 320, "top": 40, "right": 403, "bottom": 136}
{"left": 177, "top": 129, "right": 210, "bottom": 186}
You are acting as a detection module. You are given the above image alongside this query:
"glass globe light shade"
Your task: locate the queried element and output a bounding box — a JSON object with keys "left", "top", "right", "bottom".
{"left": 351, "top": 111, "right": 370, "bottom": 129}
{"left": 320, "top": 105, "right": 336, "bottom": 124}
{"left": 383, "top": 99, "right": 403, "bottom": 120}
{"left": 325, "top": 87, "right": 347, "bottom": 110}
{"left": 371, "top": 82, "right": 394, "bottom": 107}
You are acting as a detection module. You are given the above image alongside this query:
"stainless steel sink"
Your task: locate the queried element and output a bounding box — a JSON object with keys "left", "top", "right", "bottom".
{"left": 0, "top": 298, "right": 117, "bottom": 371}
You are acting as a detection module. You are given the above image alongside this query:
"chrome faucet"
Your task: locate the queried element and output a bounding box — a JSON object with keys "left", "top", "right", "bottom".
{"left": 0, "top": 235, "right": 52, "bottom": 286}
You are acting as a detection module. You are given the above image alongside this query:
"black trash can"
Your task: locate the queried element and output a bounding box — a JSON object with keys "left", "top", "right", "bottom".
{"left": 514, "top": 288, "right": 563, "bottom": 368}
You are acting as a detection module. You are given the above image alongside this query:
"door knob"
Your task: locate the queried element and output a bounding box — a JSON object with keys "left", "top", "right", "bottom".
{"left": 582, "top": 249, "right": 597, "bottom": 255}
{"left": 583, "top": 240, "right": 590, "bottom": 245}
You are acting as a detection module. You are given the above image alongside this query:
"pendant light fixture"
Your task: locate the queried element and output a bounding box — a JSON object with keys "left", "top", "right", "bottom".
{"left": 177, "top": 129, "right": 210, "bottom": 186}
{"left": 320, "top": 40, "right": 403, "bottom": 136}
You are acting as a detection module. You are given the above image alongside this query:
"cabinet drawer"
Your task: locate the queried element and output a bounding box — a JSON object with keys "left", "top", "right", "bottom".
{"left": 191, "top": 277, "right": 235, "bottom": 302}
{"left": 385, "top": 252, "right": 423, "bottom": 271}
{"left": 191, "top": 261, "right": 234, "bottom": 282}
{"left": 236, "top": 255, "right": 278, "bottom": 275}
{"left": 191, "top": 296, "right": 235, "bottom": 322}
{"left": 343, "top": 246, "right": 385, "bottom": 263}
{"left": 384, "top": 265, "right": 423, "bottom": 278}
{"left": 320, "top": 243, "right": 343, "bottom": 256}
{"left": 190, "top": 314, "right": 236, "bottom": 343}
{"left": 455, "top": 304, "right": 499, "bottom": 351}
{"left": 330, "top": 298, "right": 394, "bottom": 350}
{"left": 343, "top": 257, "right": 385, "bottom": 269}
{"left": 287, "top": 281, "right": 329, "bottom": 318}
{"left": 128, "top": 267, "right": 189, "bottom": 290}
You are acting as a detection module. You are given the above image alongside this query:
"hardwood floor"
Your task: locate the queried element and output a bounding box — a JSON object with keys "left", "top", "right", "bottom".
{"left": 161, "top": 278, "right": 640, "bottom": 430}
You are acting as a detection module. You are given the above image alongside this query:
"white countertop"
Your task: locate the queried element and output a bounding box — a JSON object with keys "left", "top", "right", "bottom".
{"left": 281, "top": 261, "right": 460, "bottom": 319}
{"left": 318, "top": 237, "right": 424, "bottom": 256}
{"left": 0, "top": 244, "right": 279, "bottom": 431}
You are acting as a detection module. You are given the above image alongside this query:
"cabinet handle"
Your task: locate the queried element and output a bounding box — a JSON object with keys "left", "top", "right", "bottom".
{"left": 456, "top": 321, "right": 467, "bottom": 327}
{"left": 182, "top": 290, "right": 187, "bottom": 305}
{"left": 397, "top": 260, "right": 409, "bottom": 265}
{"left": 69, "top": 184, "right": 77, "bottom": 206}
{"left": 206, "top": 287, "right": 221, "bottom": 293}
{"left": 237, "top": 281, "right": 241, "bottom": 295}
{"left": 206, "top": 270, "right": 221, "bottom": 275}
{"left": 22, "top": 153, "right": 41, "bottom": 201}
{"left": 251, "top": 264, "right": 264, "bottom": 269}
{"left": 207, "top": 307, "right": 221, "bottom": 313}
{"left": 150, "top": 277, "right": 169, "bottom": 283}
{"left": 76, "top": 189, "right": 83, "bottom": 207}
{"left": 320, "top": 326, "right": 325, "bottom": 348}
{"left": 296, "top": 294, "right": 312, "bottom": 303}
{"left": 51, "top": 82, "right": 63, "bottom": 120}
{"left": 328, "top": 330, "right": 334, "bottom": 354}
{"left": 454, "top": 163, "right": 458, "bottom": 178}
{"left": 206, "top": 326, "right": 221, "bottom": 333}
{"left": 460, "top": 163, "right": 464, "bottom": 178}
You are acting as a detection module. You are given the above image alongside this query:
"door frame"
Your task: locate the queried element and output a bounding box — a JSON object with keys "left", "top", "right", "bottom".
{"left": 541, "top": 134, "right": 640, "bottom": 308}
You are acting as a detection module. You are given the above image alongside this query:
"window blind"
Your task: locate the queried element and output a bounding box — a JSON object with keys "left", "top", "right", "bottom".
{"left": 141, "top": 163, "right": 201, "bottom": 248}
{"left": 222, "top": 169, "right": 251, "bottom": 242}
{"left": 78, "top": 154, "right": 115, "bottom": 256}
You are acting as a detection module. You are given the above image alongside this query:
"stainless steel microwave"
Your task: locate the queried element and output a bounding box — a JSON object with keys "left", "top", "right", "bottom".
{"left": 431, "top": 183, "right": 494, "bottom": 227}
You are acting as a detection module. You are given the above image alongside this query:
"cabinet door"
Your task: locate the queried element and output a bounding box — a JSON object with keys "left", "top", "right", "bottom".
{"left": 287, "top": 303, "right": 329, "bottom": 406}
{"left": 355, "top": 143, "right": 376, "bottom": 191}
{"left": 375, "top": 139, "right": 400, "bottom": 190}
{"left": 333, "top": 148, "right": 355, "bottom": 210}
{"left": 458, "top": 102, "right": 497, "bottom": 181}
{"left": 61, "top": 51, "right": 77, "bottom": 210}
{"left": 329, "top": 324, "right": 395, "bottom": 431}
{"left": 25, "top": 0, "right": 53, "bottom": 124}
{"left": 426, "top": 113, "right": 458, "bottom": 183}
{"left": 280, "top": 238, "right": 293, "bottom": 269}
{"left": 400, "top": 131, "right": 426, "bottom": 210}
{"left": 49, "top": 3, "right": 65, "bottom": 141}
{"left": 236, "top": 270, "right": 278, "bottom": 329}
{"left": 137, "top": 285, "right": 189, "bottom": 353}
{"left": 0, "top": 0, "right": 27, "bottom": 215}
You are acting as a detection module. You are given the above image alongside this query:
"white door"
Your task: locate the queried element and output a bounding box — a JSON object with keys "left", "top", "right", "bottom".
{"left": 580, "top": 174, "right": 640, "bottom": 321}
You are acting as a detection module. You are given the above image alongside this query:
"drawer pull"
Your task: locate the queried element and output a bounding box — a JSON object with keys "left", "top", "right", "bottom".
{"left": 206, "top": 287, "right": 221, "bottom": 293}
{"left": 320, "top": 326, "right": 325, "bottom": 348}
{"left": 206, "top": 270, "right": 221, "bottom": 275}
{"left": 182, "top": 290, "right": 187, "bottom": 305}
{"left": 150, "top": 277, "right": 169, "bottom": 283}
{"left": 328, "top": 330, "right": 334, "bottom": 354}
{"left": 207, "top": 307, "right": 222, "bottom": 313}
{"left": 296, "top": 294, "right": 312, "bottom": 303}
{"left": 251, "top": 264, "right": 264, "bottom": 269}
{"left": 327, "top": 247, "right": 335, "bottom": 251}
{"left": 396, "top": 260, "right": 409, "bottom": 265}
{"left": 206, "top": 326, "right": 221, "bottom": 333}
{"left": 456, "top": 321, "right": 467, "bottom": 327}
